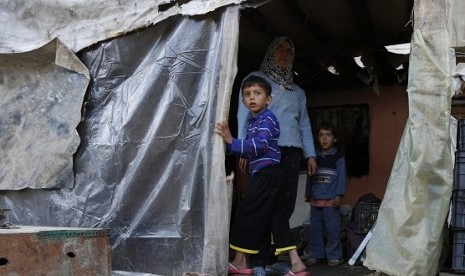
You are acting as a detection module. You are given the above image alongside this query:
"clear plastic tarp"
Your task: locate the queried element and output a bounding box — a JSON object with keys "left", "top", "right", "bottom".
{"left": 0, "top": 6, "right": 239, "bottom": 275}
{"left": 1, "top": 0, "right": 465, "bottom": 275}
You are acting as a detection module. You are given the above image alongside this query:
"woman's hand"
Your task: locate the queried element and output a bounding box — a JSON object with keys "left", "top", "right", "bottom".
{"left": 307, "top": 157, "right": 317, "bottom": 176}
{"left": 333, "top": 196, "right": 342, "bottom": 208}
{"left": 239, "top": 158, "right": 248, "bottom": 174}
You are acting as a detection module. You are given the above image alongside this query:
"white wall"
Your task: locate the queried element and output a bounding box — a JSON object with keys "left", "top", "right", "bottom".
{"left": 289, "top": 172, "right": 311, "bottom": 229}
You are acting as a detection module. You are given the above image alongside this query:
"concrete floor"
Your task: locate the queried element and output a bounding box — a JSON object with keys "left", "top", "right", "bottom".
{"left": 230, "top": 265, "right": 374, "bottom": 276}
{"left": 228, "top": 260, "right": 374, "bottom": 276}
{"left": 262, "top": 263, "right": 465, "bottom": 276}
{"left": 227, "top": 247, "right": 465, "bottom": 276}
{"left": 242, "top": 252, "right": 375, "bottom": 276}
{"left": 305, "top": 262, "right": 374, "bottom": 276}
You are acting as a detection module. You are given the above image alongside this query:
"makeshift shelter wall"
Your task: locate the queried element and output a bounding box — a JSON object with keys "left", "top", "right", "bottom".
{"left": 1, "top": 0, "right": 464, "bottom": 275}
{"left": 0, "top": 40, "right": 88, "bottom": 189}
{"left": 0, "top": 6, "right": 239, "bottom": 275}
{"left": 364, "top": 1, "right": 455, "bottom": 275}
{"left": 0, "top": 0, "right": 251, "bottom": 54}
{"left": 447, "top": 0, "right": 465, "bottom": 48}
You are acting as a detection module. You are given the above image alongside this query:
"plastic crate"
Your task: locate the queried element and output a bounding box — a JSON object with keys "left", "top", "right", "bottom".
{"left": 455, "top": 151, "right": 465, "bottom": 189}
{"left": 353, "top": 202, "right": 380, "bottom": 234}
{"left": 452, "top": 230, "right": 465, "bottom": 273}
{"left": 451, "top": 189, "right": 465, "bottom": 229}
{"left": 457, "top": 119, "right": 465, "bottom": 151}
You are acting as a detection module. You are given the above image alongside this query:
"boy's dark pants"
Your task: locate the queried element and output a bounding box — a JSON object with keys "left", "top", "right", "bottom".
{"left": 250, "top": 147, "right": 302, "bottom": 267}
{"left": 229, "top": 164, "right": 287, "bottom": 251}
{"left": 308, "top": 206, "right": 342, "bottom": 260}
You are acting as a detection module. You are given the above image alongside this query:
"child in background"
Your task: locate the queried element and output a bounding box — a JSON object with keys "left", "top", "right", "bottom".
{"left": 305, "top": 121, "right": 347, "bottom": 267}
{"left": 216, "top": 75, "right": 309, "bottom": 276}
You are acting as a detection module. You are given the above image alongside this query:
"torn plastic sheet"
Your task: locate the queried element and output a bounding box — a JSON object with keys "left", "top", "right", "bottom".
{"left": 447, "top": 0, "right": 465, "bottom": 48}
{"left": 0, "top": 0, "right": 250, "bottom": 54}
{"left": 364, "top": 3, "right": 455, "bottom": 274}
{"left": 0, "top": 6, "right": 238, "bottom": 275}
{"left": 0, "top": 39, "right": 89, "bottom": 189}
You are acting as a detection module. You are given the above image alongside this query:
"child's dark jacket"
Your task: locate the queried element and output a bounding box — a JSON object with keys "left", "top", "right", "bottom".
{"left": 305, "top": 147, "right": 346, "bottom": 200}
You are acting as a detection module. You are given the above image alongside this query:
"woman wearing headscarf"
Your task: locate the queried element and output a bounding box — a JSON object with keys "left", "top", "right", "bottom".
{"left": 236, "top": 37, "right": 317, "bottom": 275}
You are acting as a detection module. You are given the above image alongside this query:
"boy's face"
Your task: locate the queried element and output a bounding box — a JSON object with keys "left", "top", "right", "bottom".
{"left": 242, "top": 84, "right": 272, "bottom": 116}
{"left": 318, "top": 129, "right": 336, "bottom": 152}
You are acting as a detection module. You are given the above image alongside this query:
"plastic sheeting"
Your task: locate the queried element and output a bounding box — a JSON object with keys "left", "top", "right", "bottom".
{"left": 0, "top": 0, "right": 249, "bottom": 54}
{"left": 364, "top": 1, "right": 455, "bottom": 275}
{"left": 0, "top": 39, "right": 89, "bottom": 189}
{"left": 1, "top": 0, "right": 464, "bottom": 275}
{"left": 0, "top": 6, "right": 239, "bottom": 275}
{"left": 447, "top": 0, "right": 465, "bottom": 48}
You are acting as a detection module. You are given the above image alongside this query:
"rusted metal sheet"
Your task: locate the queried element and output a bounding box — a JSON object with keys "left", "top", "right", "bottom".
{"left": 0, "top": 226, "right": 111, "bottom": 276}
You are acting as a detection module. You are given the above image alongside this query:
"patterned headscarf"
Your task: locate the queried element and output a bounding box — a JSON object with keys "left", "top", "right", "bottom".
{"left": 259, "top": 37, "right": 295, "bottom": 90}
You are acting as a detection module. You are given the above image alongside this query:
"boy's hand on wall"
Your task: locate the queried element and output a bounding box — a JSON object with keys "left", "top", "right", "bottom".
{"left": 215, "top": 121, "right": 233, "bottom": 144}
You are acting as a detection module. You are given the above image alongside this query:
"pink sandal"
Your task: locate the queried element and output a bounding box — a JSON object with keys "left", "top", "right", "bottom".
{"left": 227, "top": 263, "right": 253, "bottom": 275}
{"left": 284, "top": 270, "right": 311, "bottom": 276}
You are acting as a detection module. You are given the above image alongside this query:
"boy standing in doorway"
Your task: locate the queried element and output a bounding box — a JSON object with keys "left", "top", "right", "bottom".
{"left": 216, "top": 75, "right": 308, "bottom": 276}
{"left": 305, "top": 121, "right": 347, "bottom": 267}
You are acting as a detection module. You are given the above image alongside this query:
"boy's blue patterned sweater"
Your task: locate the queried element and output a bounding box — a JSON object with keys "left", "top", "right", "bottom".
{"left": 305, "top": 147, "right": 346, "bottom": 199}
